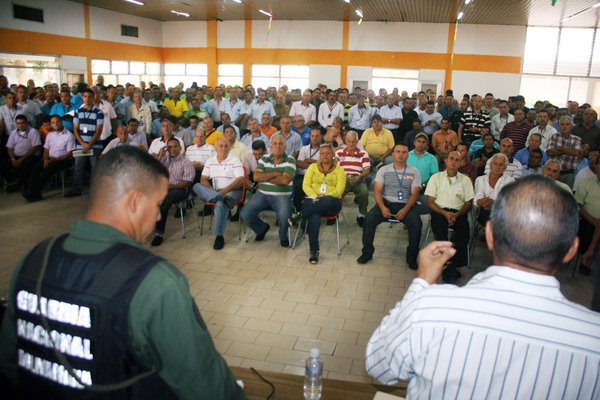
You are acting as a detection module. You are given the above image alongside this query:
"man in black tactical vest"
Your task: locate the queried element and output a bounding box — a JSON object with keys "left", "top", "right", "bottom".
{"left": 0, "top": 146, "right": 246, "bottom": 399}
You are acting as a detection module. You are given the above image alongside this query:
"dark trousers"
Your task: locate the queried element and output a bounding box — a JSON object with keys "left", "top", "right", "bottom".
{"left": 390, "top": 128, "right": 402, "bottom": 145}
{"left": 292, "top": 174, "right": 306, "bottom": 212}
{"left": 579, "top": 219, "right": 596, "bottom": 263}
{"left": 431, "top": 209, "right": 470, "bottom": 269}
{"left": 361, "top": 200, "right": 422, "bottom": 262}
{"left": 353, "top": 129, "right": 365, "bottom": 139}
{"left": 302, "top": 196, "right": 342, "bottom": 252}
{"left": 29, "top": 159, "right": 72, "bottom": 197}
{"left": 14, "top": 155, "right": 41, "bottom": 196}
{"left": 477, "top": 209, "right": 491, "bottom": 226}
{"left": 156, "top": 188, "right": 189, "bottom": 235}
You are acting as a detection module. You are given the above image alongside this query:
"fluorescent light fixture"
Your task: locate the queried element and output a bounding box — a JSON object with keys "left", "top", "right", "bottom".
{"left": 344, "top": 0, "right": 351, "bottom": 3}
{"left": 561, "top": 15, "right": 574, "bottom": 22}
{"left": 457, "top": 11, "right": 464, "bottom": 20}
{"left": 465, "top": 0, "right": 471, "bottom": 4}
{"left": 232, "top": 0, "right": 242, "bottom": 3}
{"left": 124, "top": 0, "right": 144, "bottom": 5}
{"left": 171, "top": 10, "right": 190, "bottom": 17}
{"left": 355, "top": 9, "right": 363, "bottom": 18}
{"left": 259, "top": 9, "right": 272, "bottom": 17}
{"left": 593, "top": 2, "right": 600, "bottom": 8}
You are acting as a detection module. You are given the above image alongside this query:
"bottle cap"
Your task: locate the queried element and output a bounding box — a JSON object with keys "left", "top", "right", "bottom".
{"left": 310, "top": 348, "right": 320, "bottom": 358}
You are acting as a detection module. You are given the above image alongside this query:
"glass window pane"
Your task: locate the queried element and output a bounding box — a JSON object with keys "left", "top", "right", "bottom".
{"left": 556, "top": 28, "right": 594, "bottom": 76}
{"left": 118, "top": 75, "right": 140, "bottom": 86}
{"left": 2, "top": 67, "right": 60, "bottom": 86}
{"left": 111, "top": 61, "right": 129, "bottom": 74}
{"left": 218, "top": 76, "right": 244, "bottom": 86}
{"left": 0, "top": 53, "right": 59, "bottom": 68}
{"left": 372, "top": 78, "right": 419, "bottom": 94}
{"left": 187, "top": 64, "right": 207, "bottom": 75}
{"left": 281, "top": 65, "right": 309, "bottom": 78}
{"left": 164, "top": 63, "right": 185, "bottom": 75}
{"left": 283, "top": 78, "right": 309, "bottom": 91}
{"left": 91, "top": 59, "right": 111, "bottom": 74}
{"left": 522, "top": 27, "right": 559, "bottom": 75}
{"left": 129, "top": 61, "right": 145, "bottom": 75}
{"left": 93, "top": 74, "right": 117, "bottom": 86}
{"left": 569, "top": 78, "right": 591, "bottom": 104}
{"left": 165, "top": 75, "right": 207, "bottom": 89}
{"left": 519, "top": 74, "right": 570, "bottom": 108}
{"left": 141, "top": 75, "right": 161, "bottom": 86}
{"left": 146, "top": 62, "right": 161, "bottom": 75}
{"left": 252, "top": 64, "right": 279, "bottom": 77}
{"left": 372, "top": 68, "right": 418, "bottom": 79}
{"left": 252, "top": 77, "right": 280, "bottom": 90}
{"left": 218, "top": 64, "right": 243, "bottom": 76}
{"left": 590, "top": 31, "right": 600, "bottom": 77}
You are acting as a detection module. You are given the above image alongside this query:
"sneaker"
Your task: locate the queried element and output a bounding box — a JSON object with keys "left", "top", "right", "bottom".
{"left": 255, "top": 224, "right": 270, "bottom": 241}
{"left": 356, "top": 254, "right": 372, "bottom": 264}
{"left": 280, "top": 239, "right": 290, "bottom": 248}
{"left": 356, "top": 216, "right": 365, "bottom": 228}
{"left": 580, "top": 264, "right": 592, "bottom": 276}
{"left": 151, "top": 235, "right": 164, "bottom": 247}
{"left": 64, "top": 190, "right": 82, "bottom": 198}
{"left": 213, "top": 235, "right": 225, "bottom": 250}
{"left": 309, "top": 250, "right": 319, "bottom": 264}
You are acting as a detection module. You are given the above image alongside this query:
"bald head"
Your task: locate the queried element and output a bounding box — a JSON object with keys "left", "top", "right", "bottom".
{"left": 490, "top": 175, "right": 579, "bottom": 272}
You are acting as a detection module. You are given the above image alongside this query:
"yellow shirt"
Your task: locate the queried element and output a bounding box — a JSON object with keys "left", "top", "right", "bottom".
{"left": 205, "top": 129, "right": 223, "bottom": 146}
{"left": 360, "top": 127, "right": 394, "bottom": 158}
{"left": 163, "top": 98, "right": 189, "bottom": 118}
{"left": 302, "top": 163, "right": 346, "bottom": 198}
{"left": 425, "top": 170, "right": 474, "bottom": 210}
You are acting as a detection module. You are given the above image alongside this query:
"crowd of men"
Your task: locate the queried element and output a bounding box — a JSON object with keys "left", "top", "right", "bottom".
{"left": 0, "top": 73, "right": 599, "bottom": 398}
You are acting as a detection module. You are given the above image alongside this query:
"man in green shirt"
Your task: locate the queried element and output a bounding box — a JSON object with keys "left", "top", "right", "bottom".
{"left": 0, "top": 146, "right": 245, "bottom": 399}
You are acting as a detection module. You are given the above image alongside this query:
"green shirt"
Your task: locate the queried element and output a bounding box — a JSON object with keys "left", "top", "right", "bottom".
{"left": 575, "top": 175, "right": 600, "bottom": 218}
{"left": 407, "top": 150, "right": 439, "bottom": 184}
{"left": 0, "top": 220, "right": 245, "bottom": 400}
{"left": 257, "top": 153, "right": 296, "bottom": 196}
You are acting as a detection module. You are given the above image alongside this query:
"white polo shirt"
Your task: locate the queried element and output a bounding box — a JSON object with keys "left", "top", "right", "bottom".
{"left": 201, "top": 154, "right": 244, "bottom": 191}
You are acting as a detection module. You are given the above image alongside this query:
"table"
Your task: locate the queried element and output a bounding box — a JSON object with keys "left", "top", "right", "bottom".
{"left": 231, "top": 366, "right": 407, "bottom": 400}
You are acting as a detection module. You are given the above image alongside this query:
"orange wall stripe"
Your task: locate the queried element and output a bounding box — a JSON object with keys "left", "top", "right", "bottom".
{"left": 83, "top": 2, "right": 92, "bottom": 84}
{"left": 340, "top": 20, "right": 349, "bottom": 88}
{"left": 244, "top": 19, "right": 252, "bottom": 86}
{"left": 207, "top": 20, "right": 218, "bottom": 86}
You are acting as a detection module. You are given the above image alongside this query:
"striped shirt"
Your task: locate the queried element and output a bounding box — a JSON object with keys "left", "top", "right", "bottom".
{"left": 366, "top": 266, "right": 600, "bottom": 399}
{"left": 336, "top": 147, "right": 370, "bottom": 176}
{"left": 160, "top": 154, "right": 195, "bottom": 186}
{"left": 500, "top": 121, "right": 533, "bottom": 155}
{"left": 547, "top": 133, "right": 582, "bottom": 173}
{"left": 460, "top": 111, "right": 491, "bottom": 142}
{"left": 73, "top": 105, "right": 104, "bottom": 150}
{"left": 257, "top": 153, "right": 296, "bottom": 196}
{"left": 201, "top": 154, "right": 244, "bottom": 191}
{"left": 484, "top": 157, "right": 523, "bottom": 179}
{"left": 375, "top": 163, "right": 421, "bottom": 204}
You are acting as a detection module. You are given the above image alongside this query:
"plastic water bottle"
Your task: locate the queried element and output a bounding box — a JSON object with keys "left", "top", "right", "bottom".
{"left": 303, "top": 348, "right": 323, "bottom": 400}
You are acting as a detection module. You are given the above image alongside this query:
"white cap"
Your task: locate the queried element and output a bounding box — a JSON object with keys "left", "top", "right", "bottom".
{"left": 310, "top": 348, "right": 320, "bottom": 358}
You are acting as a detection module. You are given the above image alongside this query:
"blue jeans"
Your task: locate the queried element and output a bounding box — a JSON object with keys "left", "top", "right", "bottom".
{"left": 241, "top": 191, "right": 292, "bottom": 241}
{"left": 370, "top": 155, "right": 393, "bottom": 167}
{"left": 73, "top": 148, "right": 100, "bottom": 193}
{"left": 413, "top": 193, "right": 431, "bottom": 215}
{"left": 193, "top": 183, "right": 241, "bottom": 236}
{"left": 302, "top": 196, "right": 342, "bottom": 252}
{"left": 156, "top": 188, "right": 189, "bottom": 235}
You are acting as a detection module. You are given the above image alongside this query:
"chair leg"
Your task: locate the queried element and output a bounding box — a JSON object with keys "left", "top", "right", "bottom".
{"left": 335, "top": 218, "right": 341, "bottom": 255}
{"left": 179, "top": 206, "right": 186, "bottom": 238}
{"left": 191, "top": 199, "right": 200, "bottom": 230}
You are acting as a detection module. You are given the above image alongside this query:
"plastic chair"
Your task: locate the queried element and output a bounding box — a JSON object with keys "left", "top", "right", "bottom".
{"left": 176, "top": 193, "right": 200, "bottom": 238}
{"left": 293, "top": 212, "right": 349, "bottom": 256}
{"left": 200, "top": 167, "right": 248, "bottom": 241}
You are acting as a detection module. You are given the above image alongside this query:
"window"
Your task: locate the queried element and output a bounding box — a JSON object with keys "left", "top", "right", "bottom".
{"left": 0, "top": 53, "right": 60, "bottom": 86}
{"left": 91, "top": 59, "right": 161, "bottom": 87}
{"left": 590, "top": 30, "right": 600, "bottom": 77}
{"left": 218, "top": 64, "right": 243, "bottom": 86}
{"left": 251, "top": 64, "right": 309, "bottom": 91}
{"left": 121, "top": 24, "right": 139, "bottom": 38}
{"left": 519, "top": 75, "right": 570, "bottom": 108}
{"left": 556, "top": 28, "right": 594, "bottom": 76}
{"left": 371, "top": 68, "right": 419, "bottom": 94}
{"left": 164, "top": 63, "right": 207, "bottom": 88}
{"left": 13, "top": 4, "right": 44, "bottom": 23}
{"left": 522, "top": 27, "right": 559, "bottom": 75}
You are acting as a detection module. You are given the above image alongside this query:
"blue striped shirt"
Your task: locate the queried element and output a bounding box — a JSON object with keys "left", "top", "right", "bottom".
{"left": 366, "top": 266, "right": 600, "bottom": 399}
{"left": 73, "top": 105, "right": 104, "bottom": 149}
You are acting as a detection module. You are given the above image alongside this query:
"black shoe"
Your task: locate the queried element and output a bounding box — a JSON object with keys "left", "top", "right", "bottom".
{"left": 223, "top": 196, "right": 234, "bottom": 209}
{"left": 280, "top": 239, "right": 290, "bottom": 248}
{"left": 356, "top": 216, "right": 365, "bottom": 228}
{"left": 200, "top": 205, "right": 213, "bottom": 216}
{"left": 230, "top": 210, "right": 240, "bottom": 222}
{"left": 407, "top": 259, "right": 418, "bottom": 270}
{"left": 580, "top": 264, "right": 592, "bottom": 276}
{"left": 309, "top": 250, "right": 319, "bottom": 264}
{"left": 326, "top": 218, "right": 336, "bottom": 226}
{"left": 151, "top": 235, "right": 164, "bottom": 247}
{"left": 442, "top": 268, "right": 462, "bottom": 284}
{"left": 26, "top": 194, "right": 43, "bottom": 203}
{"left": 174, "top": 208, "right": 186, "bottom": 218}
{"left": 357, "top": 254, "right": 372, "bottom": 264}
{"left": 64, "top": 190, "right": 82, "bottom": 198}
{"left": 255, "top": 224, "right": 270, "bottom": 241}
{"left": 213, "top": 235, "right": 225, "bottom": 250}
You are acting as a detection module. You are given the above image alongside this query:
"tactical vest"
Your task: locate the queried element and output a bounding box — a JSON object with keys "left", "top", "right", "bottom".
{"left": 13, "top": 235, "right": 177, "bottom": 399}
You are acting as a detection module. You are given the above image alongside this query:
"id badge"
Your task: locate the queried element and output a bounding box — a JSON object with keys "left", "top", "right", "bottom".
{"left": 397, "top": 191, "right": 404, "bottom": 201}
{"left": 320, "top": 184, "right": 327, "bottom": 194}
{"left": 139, "top": 120, "right": 144, "bottom": 126}
{"left": 82, "top": 127, "right": 88, "bottom": 134}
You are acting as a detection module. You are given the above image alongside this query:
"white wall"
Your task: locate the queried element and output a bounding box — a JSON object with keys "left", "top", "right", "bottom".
{"left": 217, "top": 21, "right": 244, "bottom": 48}
{"left": 309, "top": 65, "right": 340, "bottom": 89}
{"left": 163, "top": 21, "right": 207, "bottom": 47}
{"left": 349, "top": 22, "right": 448, "bottom": 53}
{"left": 419, "top": 69, "right": 446, "bottom": 93}
{"left": 0, "top": 0, "right": 85, "bottom": 38}
{"left": 89, "top": 6, "right": 162, "bottom": 46}
{"left": 61, "top": 55, "right": 86, "bottom": 70}
{"left": 454, "top": 24, "right": 526, "bottom": 57}
{"left": 252, "top": 21, "right": 342, "bottom": 49}
{"left": 451, "top": 71, "right": 521, "bottom": 99}
{"left": 346, "top": 66, "right": 372, "bottom": 89}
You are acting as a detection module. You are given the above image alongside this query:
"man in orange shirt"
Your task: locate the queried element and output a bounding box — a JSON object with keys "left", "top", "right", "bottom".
{"left": 431, "top": 118, "right": 458, "bottom": 162}
{"left": 259, "top": 112, "right": 277, "bottom": 138}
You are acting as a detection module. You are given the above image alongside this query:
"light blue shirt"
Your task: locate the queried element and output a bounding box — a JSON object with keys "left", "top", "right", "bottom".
{"left": 407, "top": 150, "right": 439, "bottom": 184}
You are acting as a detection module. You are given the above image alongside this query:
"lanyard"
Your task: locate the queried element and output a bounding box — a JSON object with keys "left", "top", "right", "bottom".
{"left": 393, "top": 165, "right": 407, "bottom": 188}
{"left": 358, "top": 107, "right": 367, "bottom": 119}
{"left": 309, "top": 147, "right": 319, "bottom": 159}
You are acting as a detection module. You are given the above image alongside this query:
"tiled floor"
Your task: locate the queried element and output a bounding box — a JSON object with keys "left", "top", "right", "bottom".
{"left": 0, "top": 186, "right": 596, "bottom": 383}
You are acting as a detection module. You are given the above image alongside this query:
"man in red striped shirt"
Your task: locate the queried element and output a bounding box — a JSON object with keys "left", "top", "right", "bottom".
{"left": 336, "top": 130, "right": 371, "bottom": 227}
{"left": 500, "top": 109, "right": 532, "bottom": 156}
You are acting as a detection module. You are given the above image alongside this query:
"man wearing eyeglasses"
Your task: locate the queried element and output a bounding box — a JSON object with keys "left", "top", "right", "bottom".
{"left": 150, "top": 138, "right": 194, "bottom": 247}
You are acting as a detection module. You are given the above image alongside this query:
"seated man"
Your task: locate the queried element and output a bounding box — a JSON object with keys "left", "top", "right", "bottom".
{"left": 426, "top": 151, "right": 474, "bottom": 283}
{"left": 473, "top": 133, "right": 500, "bottom": 176}
{"left": 366, "top": 175, "right": 600, "bottom": 399}
{"left": 151, "top": 138, "right": 195, "bottom": 246}
{"left": 573, "top": 149, "right": 599, "bottom": 191}
{"left": 474, "top": 153, "right": 514, "bottom": 225}
{"left": 574, "top": 155, "right": 599, "bottom": 276}
{"left": 485, "top": 137, "right": 523, "bottom": 179}
{"left": 293, "top": 126, "right": 322, "bottom": 213}
{"left": 186, "top": 128, "right": 215, "bottom": 183}
{"left": 522, "top": 148, "right": 544, "bottom": 176}
{"left": 216, "top": 113, "right": 241, "bottom": 140}
{"left": 457, "top": 142, "right": 477, "bottom": 184}
{"left": 407, "top": 133, "right": 438, "bottom": 214}
{"left": 357, "top": 144, "right": 422, "bottom": 269}
{"left": 125, "top": 118, "right": 149, "bottom": 151}
{"left": 515, "top": 132, "right": 548, "bottom": 167}
{"left": 28, "top": 114, "right": 75, "bottom": 200}
{"left": 360, "top": 114, "right": 394, "bottom": 167}
{"left": 336, "top": 130, "right": 370, "bottom": 227}
{"left": 404, "top": 120, "right": 423, "bottom": 152}
{"left": 244, "top": 139, "right": 267, "bottom": 187}
{"left": 101, "top": 125, "right": 136, "bottom": 156}
{"left": 6, "top": 114, "right": 42, "bottom": 201}
{"left": 431, "top": 118, "right": 458, "bottom": 162}
{"left": 172, "top": 116, "right": 194, "bottom": 148}
{"left": 222, "top": 124, "right": 248, "bottom": 163}
{"left": 203, "top": 116, "right": 223, "bottom": 146}
{"left": 273, "top": 116, "right": 302, "bottom": 159}
{"left": 292, "top": 114, "right": 311, "bottom": 146}
{"left": 148, "top": 118, "right": 184, "bottom": 159}
{"left": 240, "top": 118, "right": 270, "bottom": 149}
{"left": 193, "top": 137, "right": 243, "bottom": 250}
{"left": 241, "top": 135, "right": 296, "bottom": 247}
{"left": 541, "top": 159, "right": 573, "bottom": 193}
{"left": 259, "top": 112, "right": 277, "bottom": 138}
{"left": 467, "top": 126, "right": 497, "bottom": 158}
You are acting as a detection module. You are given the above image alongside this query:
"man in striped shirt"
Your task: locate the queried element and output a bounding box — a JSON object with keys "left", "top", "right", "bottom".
{"left": 367, "top": 175, "right": 600, "bottom": 399}
{"left": 458, "top": 94, "right": 491, "bottom": 146}
{"left": 500, "top": 109, "right": 532, "bottom": 155}
{"left": 241, "top": 135, "right": 296, "bottom": 247}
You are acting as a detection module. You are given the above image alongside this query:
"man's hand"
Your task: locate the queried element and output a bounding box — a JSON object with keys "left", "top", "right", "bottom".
{"left": 444, "top": 211, "right": 456, "bottom": 225}
{"left": 158, "top": 146, "right": 168, "bottom": 158}
{"left": 193, "top": 161, "right": 203, "bottom": 169}
{"left": 380, "top": 205, "right": 392, "bottom": 218}
{"left": 417, "top": 241, "right": 457, "bottom": 284}
{"left": 11, "top": 158, "right": 20, "bottom": 168}
{"left": 582, "top": 249, "right": 595, "bottom": 266}
{"left": 82, "top": 143, "right": 91, "bottom": 154}
{"left": 394, "top": 207, "right": 408, "bottom": 221}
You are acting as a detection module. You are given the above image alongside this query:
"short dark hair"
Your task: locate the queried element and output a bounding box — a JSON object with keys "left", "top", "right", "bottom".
{"left": 482, "top": 133, "right": 494, "bottom": 141}
{"left": 491, "top": 175, "right": 579, "bottom": 271}
{"left": 168, "top": 116, "right": 178, "bottom": 125}
{"left": 251, "top": 140, "right": 267, "bottom": 151}
{"left": 82, "top": 88, "right": 94, "bottom": 96}
{"left": 529, "top": 148, "right": 543, "bottom": 157}
{"left": 15, "top": 114, "right": 28, "bottom": 123}
{"left": 371, "top": 114, "right": 383, "bottom": 122}
{"left": 188, "top": 115, "right": 199, "bottom": 122}
{"left": 222, "top": 124, "right": 234, "bottom": 133}
{"left": 127, "top": 118, "right": 139, "bottom": 125}
{"left": 91, "top": 146, "right": 168, "bottom": 202}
